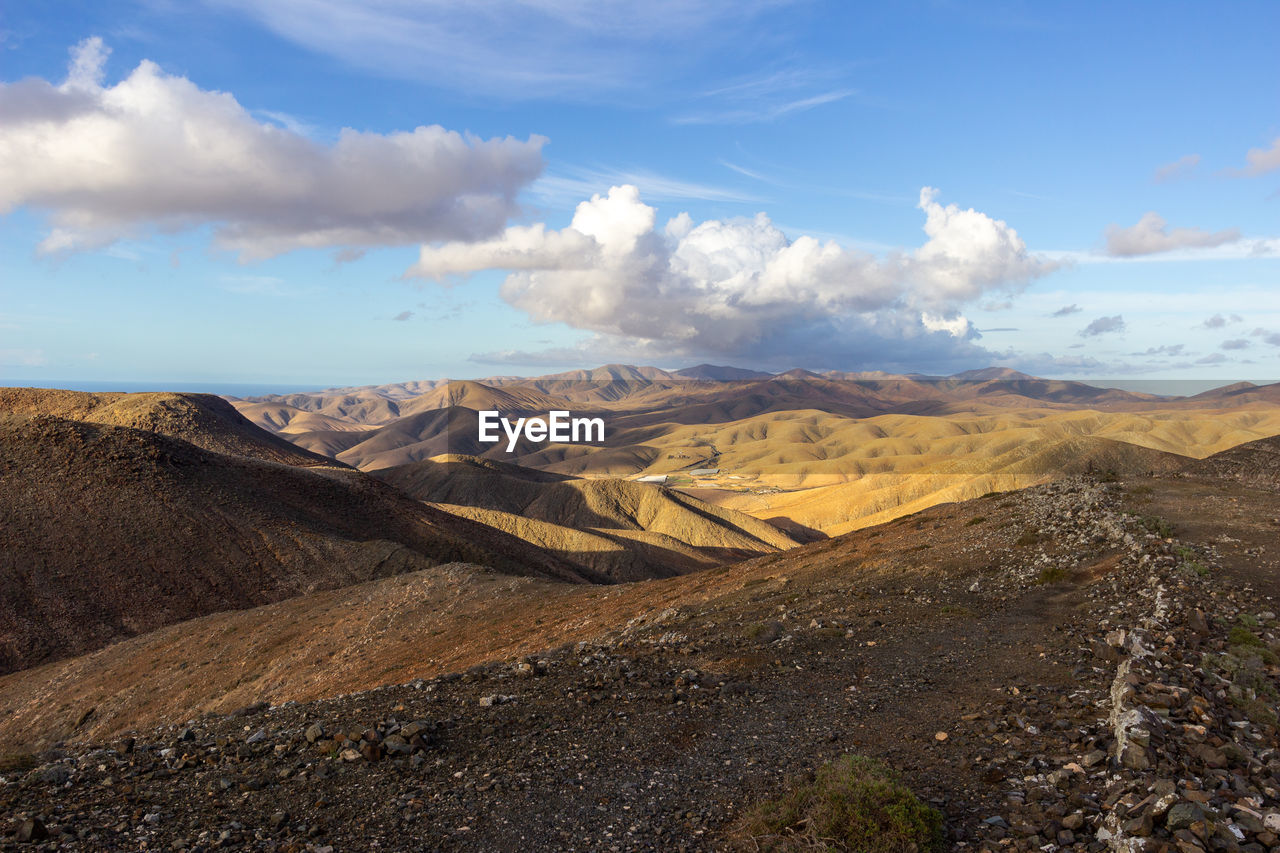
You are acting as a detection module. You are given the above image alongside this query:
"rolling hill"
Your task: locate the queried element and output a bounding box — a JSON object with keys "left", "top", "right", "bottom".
{"left": 0, "top": 396, "right": 614, "bottom": 675}
{"left": 1, "top": 387, "right": 331, "bottom": 467}
{"left": 374, "top": 454, "right": 800, "bottom": 579}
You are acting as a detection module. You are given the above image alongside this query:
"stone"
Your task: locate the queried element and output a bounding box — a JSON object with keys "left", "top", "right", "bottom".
{"left": 1189, "top": 609, "right": 1210, "bottom": 636}
{"left": 15, "top": 818, "right": 48, "bottom": 842}
{"left": 1166, "top": 802, "right": 1204, "bottom": 831}
{"left": 246, "top": 728, "right": 267, "bottom": 744}
{"left": 305, "top": 723, "right": 325, "bottom": 744}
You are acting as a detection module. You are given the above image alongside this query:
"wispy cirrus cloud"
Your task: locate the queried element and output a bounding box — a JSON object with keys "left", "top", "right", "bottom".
{"left": 209, "top": 0, "right": 796, "bottom": 100}
{"left": 672, "top": 65, "right": 855, "bottom": 125}
{"left": 531, "top": 165, "right": 761, "bottom": 207}
{"left": 672, "top": 89, "right": 854, "bottom": 125}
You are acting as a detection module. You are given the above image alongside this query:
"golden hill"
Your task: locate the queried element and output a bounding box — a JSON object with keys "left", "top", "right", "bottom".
{"left": 234, "top": 371, "right": 1280, "bottom": 535}
{"left": 2, "top": 434, "right": 1274, "bottom": 753}
{"left": 1, "top": 387, "right": 330, "bottom": 467}
{"left": 374, "top": 455, "right": 799, "bottom": 579}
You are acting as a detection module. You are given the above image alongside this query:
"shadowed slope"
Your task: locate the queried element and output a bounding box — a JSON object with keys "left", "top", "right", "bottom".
{"left": 0, "top": 387, "right": 331, "bottom": 467}
{"left": 0, "top": 414, "right": 597, "bottom": 675}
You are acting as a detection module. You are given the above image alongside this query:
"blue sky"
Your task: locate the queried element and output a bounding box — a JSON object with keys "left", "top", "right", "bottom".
{"left": 1, "top": 0, "right": 1277, "bottom": 389}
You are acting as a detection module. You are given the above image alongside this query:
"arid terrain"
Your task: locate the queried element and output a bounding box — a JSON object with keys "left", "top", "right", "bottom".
{"left": 2, "top": 372, "right": 1280, "bottom": 851}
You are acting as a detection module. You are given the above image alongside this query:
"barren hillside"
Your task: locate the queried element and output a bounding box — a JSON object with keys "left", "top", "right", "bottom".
{"left": 3, "top": 447, "right": 1278, "bottom": 850}
{"left": 0, "top": 411, "right": 600, "bottom": 675}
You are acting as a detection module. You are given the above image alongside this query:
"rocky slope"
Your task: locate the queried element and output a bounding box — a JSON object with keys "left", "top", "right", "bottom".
{"left": 3, "top": 454, "right": 1279, "bottom": 850}
{"left": 0, "top": 388, "right": 330, "bottom": 468}
{"left": 0, "top": 412, "right": 597, "bottom": 675}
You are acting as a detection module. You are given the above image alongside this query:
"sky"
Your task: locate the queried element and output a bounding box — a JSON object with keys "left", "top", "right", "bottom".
{"left": 1, "top": 0, "right": 1278, "bottom": 389}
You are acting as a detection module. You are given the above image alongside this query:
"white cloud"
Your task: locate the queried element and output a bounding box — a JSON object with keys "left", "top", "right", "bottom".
{"left": 1103, "top": 212, "right": 1240, "bottom": 257}
{"left": 1152, "top": 153, "right": 1199, "bottom": 183}
{"left": 1202, "top": 313, "right": 1242, "bottom": 329}
{"left": 1233, "top": 137, "right": 1280, "bottom": 177}
{"left": 1079, "top": 315, "right": 1125, "bottom": 337}
{"left": 411, "top": 184, "right": 1058, "bottom": 365}
{"left": 0, "top": 38, "right": 545, "bottom": 260}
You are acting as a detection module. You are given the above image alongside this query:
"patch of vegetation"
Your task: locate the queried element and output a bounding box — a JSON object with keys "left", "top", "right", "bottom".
{"left": 1238, "top": 613, "right": 1261, "bottom": 629}
{"left": 965, "top": 516, "right": 987, "bottom": 526}
{"left": 1207, "top": 651, "right": 1280, "bottom": 728}
{"left": 1014, "top": 531, "right": 1044, "bottom": 547}
{"left": 0, "top": 752, "right": 37, "bottom": 773}
{"left": 1136, "top": 515, "right": 1175, "bottom": 538}
{"left": 815, "top": 627, "right": 846, "bottom": 639}
{"left": 1035, "top": 566, "right": 1069, "bottom": 585}
{"left": 732, "top": 755, "right": 944, "bottom": 853}
{"left": 1228, "top": 626, "right": 1265, "bottom": 648}
{"left": 1180, "top": 561, "right": 1209, "bottom": 578}
{"left": 1125, "top": 484, "right": 1154, "bottom": 497}
{"left": 910, "top": 544, "right": 933, "bottom": 552}
{"left": 940, "top": 604, "right": 977, "bottom": 618}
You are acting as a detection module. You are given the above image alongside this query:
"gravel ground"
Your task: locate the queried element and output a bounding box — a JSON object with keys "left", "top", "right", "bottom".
{"left": 4, "top": 473, "right": 1279, "bottom": 852}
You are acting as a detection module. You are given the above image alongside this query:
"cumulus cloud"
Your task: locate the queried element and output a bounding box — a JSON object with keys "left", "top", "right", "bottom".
{"left": 410, "top": 184, "right": 1058, "bottom": 365}
{"left": 1051, "top": 304, "right": 1082, "bottom": 317}
{"left": 1203, "top": 313, "right": 1243, "bottom": 329}
{"left": 1253, "top": 329, "right": 1280, "bottom": 346}
{"left": 1233, "top": 137, "right": 1280, "bottom": 177}
{"left": 1104, "top": 212, "right": 1241, "bottom": 257}
{"left": 392, "top": 310, "right": 414, "bottom": 322}
{"left": 0, "top": 38, "right": 545, "bottom": 259}
{"left": 1195, "top": 352, "right": 1228, "bottom": 365}
{"left": 1132, "top": 344, "right": 1185, "bottom": 357}
{"left": 1079, "top": 315, "right": 1125, "bottom": 337}
{"left": 1153, "top": 154, "right": 1200, "bottom": 183}
{"left": 1221, "top": 339, "right": 1250, "bottom": 350}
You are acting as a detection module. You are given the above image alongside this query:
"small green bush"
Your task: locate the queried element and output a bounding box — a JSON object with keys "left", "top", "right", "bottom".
{"left": 1014, "top": 531, "right": 1043, "bottom": 547}
{"left": 965, "top": 516, "right": 987, "bottom": 526}
{"left": 1229, "top": 626, "right": 1264, "bottom": 648}
{"left": 733, "top": 755, "right": 944, "bottom": 852}
{"left": 1137, "top": 516, "right": 1175, "bottom": 538}
{"left": 1036, "top": 566, "right": 1069, "bottom": 585}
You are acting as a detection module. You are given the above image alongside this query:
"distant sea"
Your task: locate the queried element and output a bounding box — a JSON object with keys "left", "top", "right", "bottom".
{"left": 0, "top": 379, "right": 331, "bottom": 398}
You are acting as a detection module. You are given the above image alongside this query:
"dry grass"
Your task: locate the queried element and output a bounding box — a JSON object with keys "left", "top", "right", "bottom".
{"left": 730, "top": 755, "right": 944, "bottom": 852}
